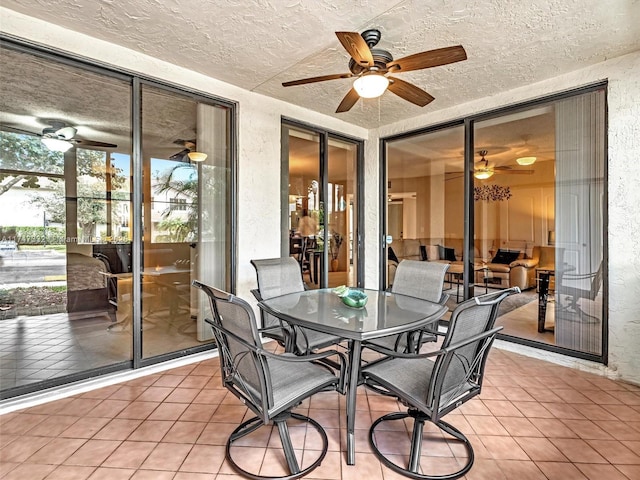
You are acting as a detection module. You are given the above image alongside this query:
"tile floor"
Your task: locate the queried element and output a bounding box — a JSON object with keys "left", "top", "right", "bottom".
{"left": 1, "top": 342, "right": 640, "bottom": 480}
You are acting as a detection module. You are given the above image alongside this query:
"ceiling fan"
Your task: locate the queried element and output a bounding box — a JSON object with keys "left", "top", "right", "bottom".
{"left": 170, "top": 139, "right": 207, "bottom": 162}
{"left": 282, "top": 29, "right": 467, "bottom": 113}
{"left": 473, "top": 150, "right": 534, "bottom": 179}
{"left": 2, "top": 120, "right": 117, "bottom": 152}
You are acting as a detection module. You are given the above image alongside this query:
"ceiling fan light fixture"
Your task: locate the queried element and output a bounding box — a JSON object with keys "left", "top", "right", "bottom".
{"left": 187, "top": 151, "right": 208, "bottom": 162}
{"left": 516, "top": 156, "right": 536, "bottom": 166}
{"left": 474, "top": 170, "right": 494, "bottom": 180}
{"left": 41, "top": 137, "right": 73, "bottom": 152}
{"left": 353, "top": 73, "right": 389, "bottom": 98}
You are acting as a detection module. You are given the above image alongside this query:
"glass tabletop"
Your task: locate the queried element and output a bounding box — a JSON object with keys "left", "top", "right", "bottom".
{"left": 259, "top": 288, "right": 447, "bottom": 341}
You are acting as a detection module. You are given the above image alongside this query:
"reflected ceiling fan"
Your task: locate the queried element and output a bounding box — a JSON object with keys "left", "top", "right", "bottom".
{"left": 473, "top": 150, "right": 534, "bottom": 179}
{"left": 445, "top": 150, "right": 534, "bottom": 181}
{"left": 2, "top": 120, "right": 117, "bottom": 152}
{"left": 170, "top": 139, "right": 207, "bottom": 162}
{"left": 282, "top": 30, "right": 467, "bottom": 113}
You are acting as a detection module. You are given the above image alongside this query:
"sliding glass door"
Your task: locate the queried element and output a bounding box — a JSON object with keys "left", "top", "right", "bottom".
{"left": 382, "top": 85, "right": 606, "bottom": 362}
{"left": 140, "top": 84, "right": 231, "bottom": 359}
{"left": 384, "top": 125, "right": 465, "bottom": 296}
{"left": 282, "top": 121, "right": 362, "bottom": 289}
{"left": 0, "top": 40, "right": 235, "bottom": 399}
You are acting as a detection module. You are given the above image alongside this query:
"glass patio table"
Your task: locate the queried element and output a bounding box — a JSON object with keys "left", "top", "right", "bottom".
{"left": 258, "top": 288, "right": 448, "bottom": 465}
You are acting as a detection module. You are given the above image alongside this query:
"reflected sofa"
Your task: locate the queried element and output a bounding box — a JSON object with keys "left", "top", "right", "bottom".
{"left": 388, "top": 238, "right": 552, "bottom": 291}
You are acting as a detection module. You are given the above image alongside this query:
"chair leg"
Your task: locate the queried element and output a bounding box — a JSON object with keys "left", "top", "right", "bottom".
{"left": 276, "top": 416, "right": 300, "bottom": 474}
{"left": 369, "top": 409, "right": 475, "bottom": 480}
{"left": 226, "top": 412, "right": 328, "bottom": 480}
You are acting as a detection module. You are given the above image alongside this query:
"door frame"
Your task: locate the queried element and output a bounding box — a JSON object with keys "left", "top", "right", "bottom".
{"left": 281, "top": 117, "right": 365, "bottom": 288}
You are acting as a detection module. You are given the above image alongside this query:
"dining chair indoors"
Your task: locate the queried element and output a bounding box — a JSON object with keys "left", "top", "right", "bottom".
{"left": 363, "top": 260, "right": 450, "bottom": 354}
{"left": 192, "top": 280, "right": 346, "bottom": 480}
{"left": 251, "top": 257, "right": 344, "bottom": 355}
{"left": 361, "top": 287, "right": 520, "bottom": 480}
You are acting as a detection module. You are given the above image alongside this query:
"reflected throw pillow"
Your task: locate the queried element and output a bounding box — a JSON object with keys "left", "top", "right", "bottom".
{"left": 491, "top": 249, "right": 521, "bottom": 264}
{"left": 438, "top": 245, "right": 457, "bottom": 262}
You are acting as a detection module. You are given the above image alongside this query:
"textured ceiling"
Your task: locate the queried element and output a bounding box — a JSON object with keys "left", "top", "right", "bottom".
{"left": 2, "top": 0, "right": 640, "bottom": 129}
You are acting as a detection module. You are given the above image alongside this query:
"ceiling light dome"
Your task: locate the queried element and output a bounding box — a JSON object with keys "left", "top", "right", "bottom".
{"left": 187, "top": 151, "right": 208, "bottom": 162}
{"left": 474, "top": 170, "right": 494, "bottom": 180}
{"left": 516, "top": 156, "right": 536, "bottom": 166}
{"left": 353, "top": 74, "right": 389, "bottom": 98}
{"left": 41, "top": 137, "right": 73, "bottom": 152}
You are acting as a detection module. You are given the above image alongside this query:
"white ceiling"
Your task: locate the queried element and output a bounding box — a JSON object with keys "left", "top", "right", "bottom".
{"left": 3, "top": 0, "right": 639, "bottom": 129}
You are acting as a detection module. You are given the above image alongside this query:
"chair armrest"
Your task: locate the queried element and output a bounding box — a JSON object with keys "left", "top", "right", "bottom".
{"left": 509, "top": 258, "right": 537, "bottom": 268}
{"left": 250, "top": 289, "right": 263, "bottom": 301}
{"left": 364, "top": 326, "right": 504, "bottom": 361}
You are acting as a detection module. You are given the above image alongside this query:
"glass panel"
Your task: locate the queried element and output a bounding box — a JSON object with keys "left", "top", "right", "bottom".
{"left": 0, "top": 46, "right": 132, "bottom": 395}
{"left": 474, "top": 89, "right": 605, "bottom": 356}
{"left": 327, "top": 137, "right": 358, "bottom": 288}
{"left": 385, "top": 126, "right": 465, "bottom": 305}
{"left": 286, "top": 127, "right": 322, "bottom": 287}
{"left": 141, "top": 85, "right": 230, "bottom": 358}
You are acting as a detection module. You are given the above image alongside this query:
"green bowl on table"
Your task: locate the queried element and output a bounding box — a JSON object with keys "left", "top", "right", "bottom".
{"left": 333, "top": 286, "right": 368, "bottom": 309}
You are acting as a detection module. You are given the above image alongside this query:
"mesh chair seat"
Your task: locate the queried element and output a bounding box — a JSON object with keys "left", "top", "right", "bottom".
{"left": 363, "top": 356, "right": 435, "bottom": 411}
{"left": 362, "top": 287, "right": 520, "bottom": 480}
{"left": 268, "top": 354, "right": 338, "bottom": 415}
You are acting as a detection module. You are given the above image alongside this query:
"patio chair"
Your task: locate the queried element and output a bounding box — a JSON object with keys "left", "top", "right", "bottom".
{"left": 363, "top": 260, "right": 450, "bottom": 354}
{"left": 192, "top": 280, "right": 346, "bottom": 480}
{"left": 361, "top": 287, "right": 520, "bottom": 479}
{"left": 251, "top": 257, "right": 345, "bottom": 355}
{"left": 557, "top": 261, "right": 603, "bottom": 312}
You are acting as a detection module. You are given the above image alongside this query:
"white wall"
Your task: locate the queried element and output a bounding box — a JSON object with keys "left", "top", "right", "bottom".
{"left": 366, "top": 51, "right": 640, "bottom": 385}
{"left": 2, "top": 8, "right": 639, "bottom": 385}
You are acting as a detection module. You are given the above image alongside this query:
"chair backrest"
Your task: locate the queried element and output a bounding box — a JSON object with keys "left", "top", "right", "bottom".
{"left": 391, "top": 260, "right": 450, "bottom": 303}
{"left": 428, "top": 287, "right": 519, "bottom": 418}
{"left": 251, "top": 257, "right": 305, "bottom": 331}
{"left": 588, "top": 262, "right": 604, "bottom": 299}
{"left": 192, "top": 280, "right": 270, "bottom": 417}
{"left": 251, "top": 257, "right": 305, "bottom": 299}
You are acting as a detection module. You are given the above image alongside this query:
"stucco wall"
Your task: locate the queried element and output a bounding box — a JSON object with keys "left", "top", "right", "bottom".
{"left": 366, "top": 51, "right": 640, "bottom": 385}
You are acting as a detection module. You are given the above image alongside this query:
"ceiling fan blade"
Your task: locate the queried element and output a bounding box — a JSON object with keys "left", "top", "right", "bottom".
{"left": 336, "top": 32, "right": 374, "bottom": 67}
{"left": 387, "top": 45, "right": 467, "bottom": 73}
{"left": 387, "top": 77, "right": 435, "bottom": 107}
{"left": 336, "top": 88, "right": 360, "bottom": 113}
{"left": 169, "top": 148, "right": 190, "bottom": 162}
{"left": 496, "top": 169, "right": 534, "bottom": 175}
{"left": 1, "top": 124, "right": 40, "bottom": 136}
{"left": 283, "top": 72, "right": 353, "bottom": 87}
{"left": 72, "top": 139, "right": 118, "bottom": 148}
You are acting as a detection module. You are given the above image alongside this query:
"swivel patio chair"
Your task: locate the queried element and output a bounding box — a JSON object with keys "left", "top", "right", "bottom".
{"left": 361, "top": 287, "right": 520, "bottom": 479}
{"left": 557, "top": 261, "right": 603, "bottom": 313}
{"left": 363, "top": 260, "right": 450, "bottom": 354}
{"left": 192, "top": 280, "right": 346, "bottom": 480}
{"left": 251, "top": 257, "right": 345, "bottom": 355}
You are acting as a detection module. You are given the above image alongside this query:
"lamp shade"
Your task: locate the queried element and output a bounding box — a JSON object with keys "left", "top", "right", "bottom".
{"left": 474, "top": 170, "right": 494, "bottom": 180}
{"left": 516, "top": 156, "right": 536, "bottom": 166}
{"left": 187, "top": 151, "right": 208, "bottom": 162}
{"left": 353, "top": 74, "right": 389, "bottom": 98}
{"left": 41, "top": 137, "right": 73, "bottom": 152}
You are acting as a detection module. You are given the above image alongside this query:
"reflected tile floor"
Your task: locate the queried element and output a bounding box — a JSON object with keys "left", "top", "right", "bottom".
{"left": 1, "top": 344, "right": 640, "bottom": 480}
